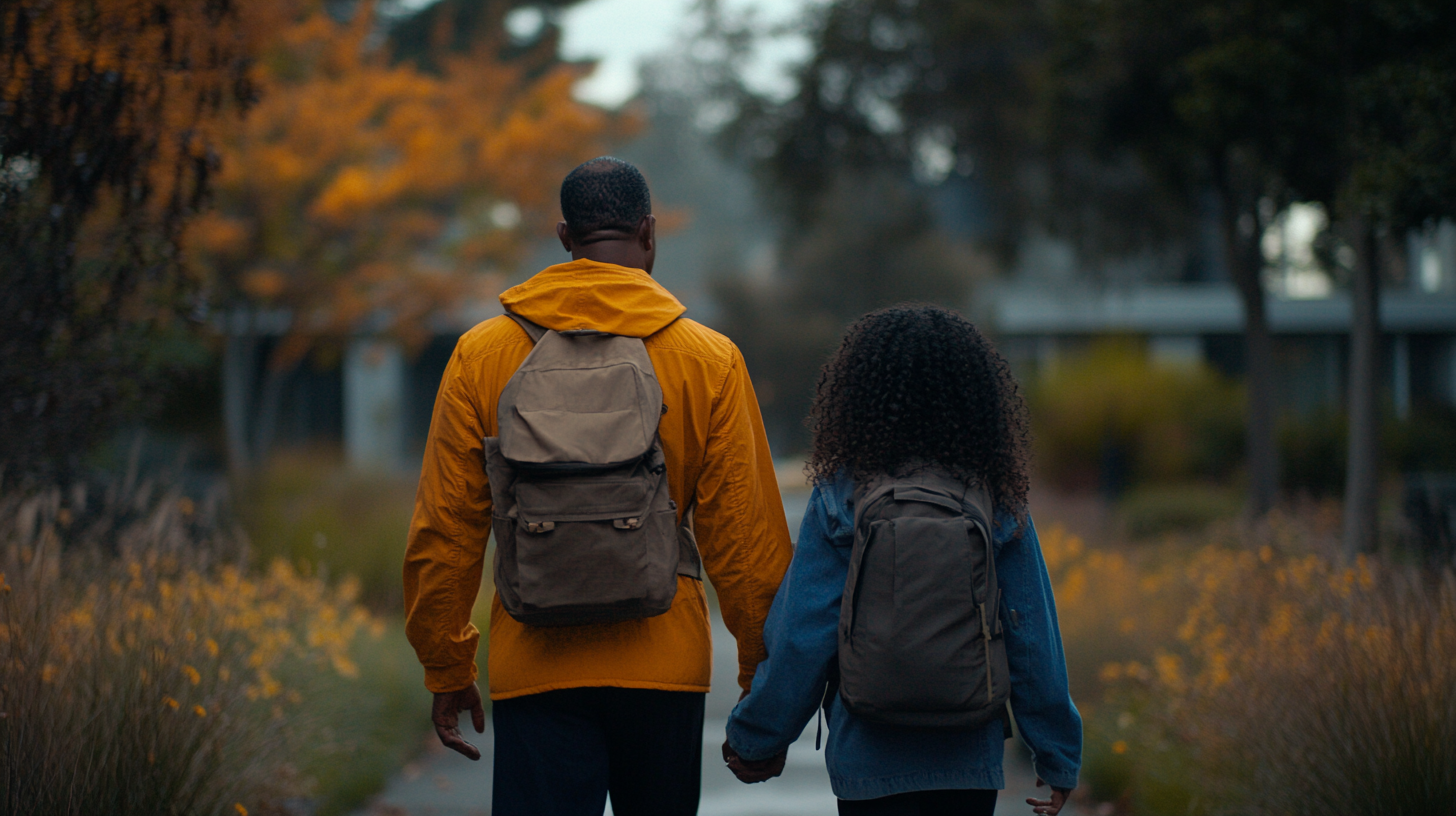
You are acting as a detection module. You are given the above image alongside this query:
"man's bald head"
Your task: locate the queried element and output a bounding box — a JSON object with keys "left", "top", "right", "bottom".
{"left": 560, "top": 157, "right": 652, "bottom": 242}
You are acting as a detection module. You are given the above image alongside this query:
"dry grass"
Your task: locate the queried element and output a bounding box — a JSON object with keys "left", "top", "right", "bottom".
{"left": 1048, "top": 510, "right": 1456, "bottom": 814}
{"left": 0, "top": 480, "right": 385, "bottom": 816}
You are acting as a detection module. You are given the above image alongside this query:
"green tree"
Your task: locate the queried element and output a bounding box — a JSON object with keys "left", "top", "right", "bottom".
{"left": 1047, "top": 0, "right": 1361, "bottom": 517}
{"left": 1335, "top": 0, "right": 1456, "bottom": 556}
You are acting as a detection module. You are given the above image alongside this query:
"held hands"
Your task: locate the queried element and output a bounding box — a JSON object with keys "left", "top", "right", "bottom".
{"left": 432, "top": 682, "right": 486, "bottom": 761}
{"left": 722, "top": 741, "right": 786, "bottom": 784}
{"left": 1027, "top": 777, "right": 1072, "bottom": 816}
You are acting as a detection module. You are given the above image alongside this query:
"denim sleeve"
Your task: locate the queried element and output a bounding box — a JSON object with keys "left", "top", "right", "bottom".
{"left": 725, "top": 483, "right": 849, "bottom": 761}
{"left": 996, "top": 514, "right": 1082, "bottom": 790}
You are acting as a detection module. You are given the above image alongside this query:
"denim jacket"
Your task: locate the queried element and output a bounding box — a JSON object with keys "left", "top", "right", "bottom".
{"left": 725, "top": 472, "right": 1082, "bottom": 800}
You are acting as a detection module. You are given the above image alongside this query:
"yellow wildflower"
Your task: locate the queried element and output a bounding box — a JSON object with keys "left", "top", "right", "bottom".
{"left": 162, "top": 696, "right": 180, "bottom": 710}
{"left": 1154, "top": 653, "right": 1185, "bottom": 692}
{"left": 235, "top": 804, "right": 248, "bottom": 816}
{"left": 206, "top": 638, "right": 220, "bottom": 657}
{"left": 183, "top": 665, "right": 201, "bottom": 685}
{"left": 193, "top": 705, "right": 207, "bottom": 717}
{"left": 1112, "top": 740, "right": 1128, "bottom": 755}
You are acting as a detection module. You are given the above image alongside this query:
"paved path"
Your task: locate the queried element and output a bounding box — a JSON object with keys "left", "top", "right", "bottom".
{"left": 357, "top": 491, "right": 1078, "bottom": 816}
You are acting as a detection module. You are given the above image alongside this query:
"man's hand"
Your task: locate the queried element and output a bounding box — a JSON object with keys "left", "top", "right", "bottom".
{"left": 721, "top": 741, "right": 786, "bottom": 783}
{"left": 1026, "top": 777, "right": 1071, "bottom": 816}
{"left": 432, "top": 683, "right": 486, "bottom": 761}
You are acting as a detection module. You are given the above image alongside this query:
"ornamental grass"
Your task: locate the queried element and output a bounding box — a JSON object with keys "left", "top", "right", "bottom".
{"left": 0, "top": 480, "right": 384, "bottom": 816}
{"left": 1044, "top": 517, "right": 1456, "bottom": 815}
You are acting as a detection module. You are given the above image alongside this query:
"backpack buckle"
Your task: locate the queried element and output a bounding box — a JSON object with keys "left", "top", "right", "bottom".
{"left": 613, "top": 517, "right": 642, "bottom": 530}
{"left": 524, "top": 521, "right": 556, "bottom": 534}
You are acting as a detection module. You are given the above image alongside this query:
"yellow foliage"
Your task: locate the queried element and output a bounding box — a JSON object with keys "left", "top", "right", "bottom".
{"left": 1066, "top": 516, "right": 1456, "bottom": 814}
{"left": 1038, "top": 524, "right": 1189, "bottom": 701}
{"left": 1, "top": 485, "right": 385, "bottom": 812}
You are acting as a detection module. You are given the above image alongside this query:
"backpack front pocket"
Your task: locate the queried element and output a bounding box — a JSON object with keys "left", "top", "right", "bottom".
{"left": 508, "top": 466, "right": 678, "bottom": 624}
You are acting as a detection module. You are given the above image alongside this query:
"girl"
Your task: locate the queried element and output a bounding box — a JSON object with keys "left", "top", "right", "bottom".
{"left": 724, "top": 304, "right": 1081, "bottom": 816}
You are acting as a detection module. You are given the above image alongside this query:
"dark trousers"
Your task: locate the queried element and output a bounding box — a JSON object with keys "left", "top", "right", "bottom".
{"left": 838, "top": 788, "right": 998, "bottom": 816}
{"left": 492, "top": 686, "right": 705, "bottom": 816}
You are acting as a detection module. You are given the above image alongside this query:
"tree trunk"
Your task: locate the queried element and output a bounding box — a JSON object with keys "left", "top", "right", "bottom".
{"left": 1343, "top": 220, "right": 1381, "bottom": 557}
{"left": 222, "top": 314, "right": 256, "bottom": 475}
{"left": 1215, "top": 173, "right": 1279, "bottom": 518}
{"left": 250, "top": 360, "right": 293, "bottom": 467}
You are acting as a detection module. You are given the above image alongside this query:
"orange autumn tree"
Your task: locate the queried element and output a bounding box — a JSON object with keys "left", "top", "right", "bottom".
{"left": 189, "top": 2, "right": 625, "bottom": 468}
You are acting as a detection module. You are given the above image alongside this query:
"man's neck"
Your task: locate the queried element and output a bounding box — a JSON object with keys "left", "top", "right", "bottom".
{"left": 558, "top": 218, "right": 655, "bottom": 275}
{"left": 571, "top": 239, "right": 649, "bottom": 274}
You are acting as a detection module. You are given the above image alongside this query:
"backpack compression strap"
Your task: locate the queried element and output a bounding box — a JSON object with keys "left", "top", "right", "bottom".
{"left": 501, "top": 309, "right": 703, "bottom": 582}
{"left": 675, "top": 501, "right": 703, "bottom": 580}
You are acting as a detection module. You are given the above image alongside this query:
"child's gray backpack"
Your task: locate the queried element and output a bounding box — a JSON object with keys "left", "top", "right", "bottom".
{"left": 482, "top": 312, "right": 700, "bottom": 627}
{"left": 838, "top": 467, "right": 1010, "bottom": 728}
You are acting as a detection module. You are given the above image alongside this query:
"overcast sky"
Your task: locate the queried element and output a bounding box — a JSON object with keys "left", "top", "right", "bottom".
{"left": 556, "top": 0, "right": 813, "bottom": 107}
{"left": 399, "top": 0, "right": 814, "bottom": 108}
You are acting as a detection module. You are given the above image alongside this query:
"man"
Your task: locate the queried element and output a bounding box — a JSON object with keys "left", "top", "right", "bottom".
{"left": 403, "top": 157, "right": 793, "bottom": 815}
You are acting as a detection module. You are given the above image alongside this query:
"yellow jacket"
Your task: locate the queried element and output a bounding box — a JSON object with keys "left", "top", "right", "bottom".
{"left": 403, "top": 259, "right": 793, "bottom": 700}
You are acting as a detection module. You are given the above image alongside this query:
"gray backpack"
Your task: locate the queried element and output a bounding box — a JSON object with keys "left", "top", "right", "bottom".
{"left": 838, "top": 467, "right": 1009, "bottom": 728}
{"left": 482, "top": 313, "right": 700, "bottom": 627}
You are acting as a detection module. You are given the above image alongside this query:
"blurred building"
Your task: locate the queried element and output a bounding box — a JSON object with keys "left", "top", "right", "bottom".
{"left": 219, "top": 307, "right": 494, "bottom": 473}
{"left": 219, "top": 218, "right": 1456, "bottom": 472}
{"left": 988, "top": 218, "right": 1456, "bottom": 420}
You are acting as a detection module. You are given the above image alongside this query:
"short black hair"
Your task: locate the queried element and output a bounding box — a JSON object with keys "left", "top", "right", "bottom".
{"left": 560, "top": 157, "right": 651, "bottom": 238}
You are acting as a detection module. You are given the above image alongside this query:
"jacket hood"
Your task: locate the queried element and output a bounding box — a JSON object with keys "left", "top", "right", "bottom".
{"left": 498, "top": 259, "right": 686, "bottom": 338}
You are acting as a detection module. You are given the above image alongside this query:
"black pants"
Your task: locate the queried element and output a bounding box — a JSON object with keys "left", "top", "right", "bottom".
{"left": 838, "top": 788, "right": 998, "bottom": 816}
{"left": 492, "top": 686, "right": 705, "bottom": 816}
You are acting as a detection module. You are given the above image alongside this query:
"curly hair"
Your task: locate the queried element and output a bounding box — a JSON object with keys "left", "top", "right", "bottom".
{"left": 560, "top": 156, "right": 651, "bottom": 239}
{"left": 806, "top": 304, "right": 1032, "bottom": 516}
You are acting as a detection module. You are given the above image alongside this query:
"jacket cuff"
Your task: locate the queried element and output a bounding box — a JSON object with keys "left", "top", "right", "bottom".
{"left": 1034, "top": 764, "right": 1079, "bottom": 792}
{"left": 424, "top": 661, "right": 479, "bottom": 694}
{"left": 724, "top": 719, "right": 783, "bottom": 763}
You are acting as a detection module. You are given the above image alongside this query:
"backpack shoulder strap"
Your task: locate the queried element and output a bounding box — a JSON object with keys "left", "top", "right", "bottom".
{"left": 504, "top": 311, "right": 547, "bottom": 343}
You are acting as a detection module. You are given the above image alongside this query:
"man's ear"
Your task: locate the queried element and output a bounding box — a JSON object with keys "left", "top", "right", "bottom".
{"left": 637, "top": 214, "right": 656, "bottom": 251}
{"left": 557, "top": 221, "right": 574, "bottom": 253}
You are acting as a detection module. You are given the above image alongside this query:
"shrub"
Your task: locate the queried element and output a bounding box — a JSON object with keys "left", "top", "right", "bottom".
{"left": 1278, "top": 409, "right": 1348, "bottom": 496}
{"left": 1028, "top": 340, "right": 1244, "bottom": 493}
{"left": 1281, "top": 406, "right": 1456, "bottom": 498}
{"left": 236, "top": 449, "right": 417, "bottom": 610}
{"left": 1117, "top": 484, "right": 1243, "bottom": 539}
{"left": 0, "top": 481, "right": 389, "bottom": 816}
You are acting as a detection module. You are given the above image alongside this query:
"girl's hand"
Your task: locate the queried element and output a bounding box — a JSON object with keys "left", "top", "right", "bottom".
{"left": 722, "top": 741, "right": 786, "bottom": 783}
{"left": 1027, "top": 777, "right": 1071, "bottom": 815}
